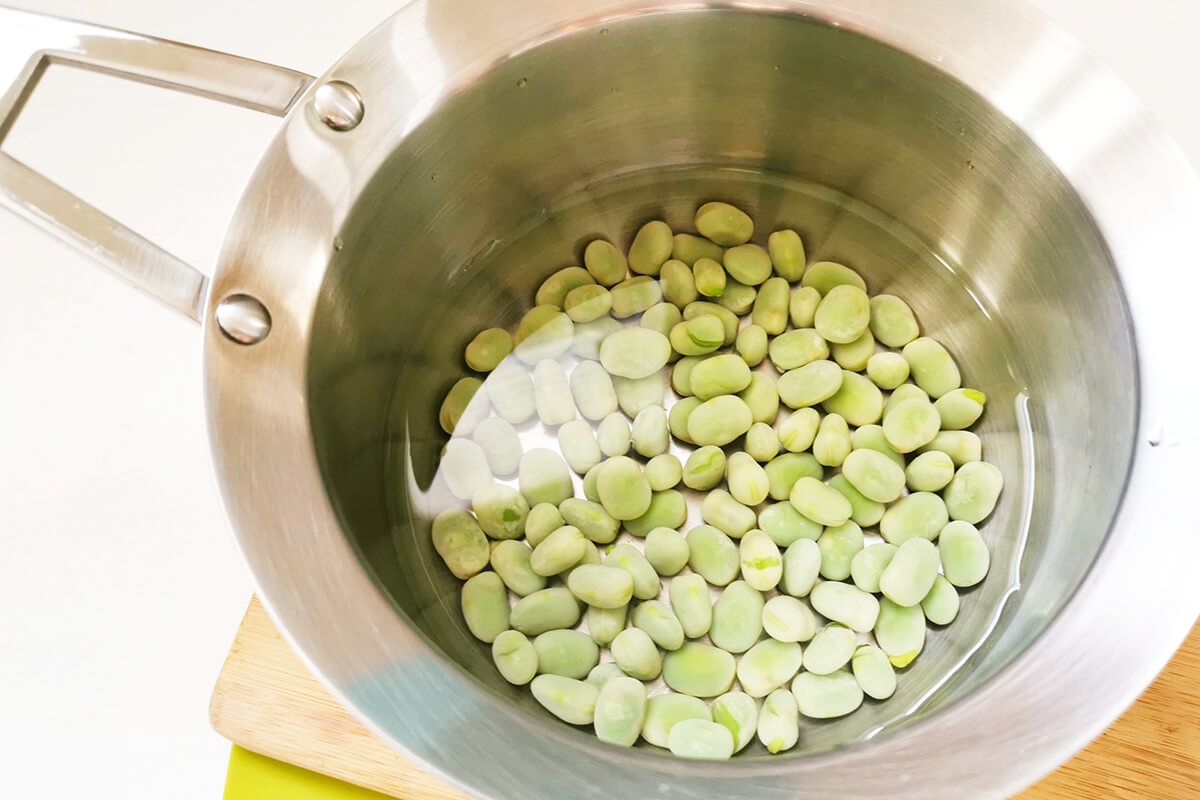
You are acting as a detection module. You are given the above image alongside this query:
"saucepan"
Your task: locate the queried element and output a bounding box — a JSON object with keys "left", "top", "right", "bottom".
{"left": 2, "top": 1, "right": 1198, "bottom": 798}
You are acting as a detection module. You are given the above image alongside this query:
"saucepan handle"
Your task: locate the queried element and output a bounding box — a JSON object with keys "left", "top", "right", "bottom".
{"left": 0, "top": 5, "right": 315, "bottom": 322}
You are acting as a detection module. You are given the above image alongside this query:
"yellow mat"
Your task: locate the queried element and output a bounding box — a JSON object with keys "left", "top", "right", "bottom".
{"left": 225, "top": 746, "right": 395, "bottom": 800}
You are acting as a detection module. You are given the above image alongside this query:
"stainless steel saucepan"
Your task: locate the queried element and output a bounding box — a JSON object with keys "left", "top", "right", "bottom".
{"left": 3, "top": 1, "right": 1198, "bottom": 798}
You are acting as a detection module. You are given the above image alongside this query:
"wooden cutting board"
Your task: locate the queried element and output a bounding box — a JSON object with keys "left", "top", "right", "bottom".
{"left": 210, "top": 597, "right": 1200, "bottom": 799}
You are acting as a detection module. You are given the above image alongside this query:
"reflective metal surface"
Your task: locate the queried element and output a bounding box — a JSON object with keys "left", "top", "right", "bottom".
{"left": 215, "top": 294, "right": 272, "bottom": 345}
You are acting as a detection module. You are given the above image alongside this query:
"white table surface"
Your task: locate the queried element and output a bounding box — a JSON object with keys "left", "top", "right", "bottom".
{"left": 0, "top": 1, "right": 1196, "bottom": 797}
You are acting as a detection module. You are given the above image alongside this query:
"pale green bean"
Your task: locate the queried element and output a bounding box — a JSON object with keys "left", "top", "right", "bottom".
{"left": 510, "top": 587, "right": 581, "bottom": 635}
{"left": 645, "top": 454, "right": 683, "bottom": 491}
{"left": 682, "top": 445, "right": 727, "bottom": 491}
{"left": 672, "top": 232, "right": 725, "bottom": 266}
{"left": 810, "top": 581, "right": 880, "bottom": 632}
{"left": 735, "top": 324, "right": 768, "bottom": 367}
{"left": 472, "top": 417, "right": 523, "bottom": 475}
{"left": 841, "top": 447, "right": 906, "bottom": 503}
{"left": 530, "top": 674, "right": 598, "bottom": 725}
{"left": 781, "top": 538, "right": 822, "bottom": 597}
{"left": 642, "top": 693, "right": 711, "bottom": 748}
{"left": 632, "top": 405, "right": 670, "bottom": 457}
{"left": 662, "top": 642, "right": 738, "bottom": 697}
{"left": 515, "top": 305, "right": 574, "bottom": 363}
{"left": 440, "top": 438, "right": 493, "bottom": 500}
{"left": 763, "top": 595, "right": 818, "bottom": 643}
{"left": 879, "top": 492, "right": 949, "bottom": 545}
{"left": 944, "top": 461, "right": 1004, "bottom": 523}
{"left": 738, "top": 372, "right": 780, "bottom": 424}
{"left": 670, "top": 573, "right": 714, "bottom": 638}
{"left": 534, "top": 629, "right": 600, "bottom": 679}
{"left": 660, "top": 259, "right": 699, "bottom": 308}
{"left": 745, "top": 422, "right": 781, "bottom": 463}
{"left": 683, "top": 301, "right": 739, "bottom": 345}
{"left": 752, "top": 277, "right": 790, "bottom": 334}
{"left": 778, "top": 360, "right": 843, "bottom": 408}
{"left": 883, "top": 382, "right": 930, "bottom": 416}
{"left": 625, "top": 489, "right": 687, "bottom": 537}
{"left": 531, "top": 525, "right": 588, "bottom": 576}
{"left": 768, "top": 328, "right": 829, "bottom": 371}
{"left": 644, "top": 527, "right": 689, "bottom": 575}
{"left": 668, "top": 719, "right": 735, "bottom": 761}
{"left": 921, "top": 574, "right": 960, "bottom": 625}
{"left": 439, "top": 376, "right": 488, "bottom": 435}
{"left": 711, "top": 692, "right": 758, "bottom": 754}
{"left": 701, "top": 488, "right": 757, "bottom": 538}
{"left": 641, "top": 301, "right": 682, "bottom": 339}
{"left": 918, "top": 430, "right": 982, "bottom": 466}
{"left": 533, "top": 358, "right": 576, "bottom": 425}
{"left": 849, "top": 542, "right": 897, "bottom": 594}
{"left": 803, "top": 623, "right": 857, "bottom": 675}
{"left": 812, "top": 413, "right": 852, "bottom": 467}
{"left": 693, "top": 257, "right": 727, "bottom": 297}
{"left": 518, "top": 448, "right": 573, "bottom": 506}
{"left": 606, "top": 543, "right": 661, "bottom": 600}
{"left": 768, "top": 229, "right": 806, "bottom": 281}
{"left": 524, "top": 503, "right": 563, "bottom": 548}
{"left": 431, "top": 508, "right": 489, "bottom": 579}
{"left": 902, "top": 337, "right": 962, "bottom": 398}
{"left": 905, "top": 450, "right": 956, "bottom": 492}
{"left": 597, "top": 412, "right": 631, "bottom": 457}
{"left": 583, "top": 239, "right": 627, "bottom": 286}
{"left": 557, "top": 419, "right": 601, "bottom": 474}
{"left": 723, "top": 244, "right": 772, "bottom": 286}
{"left": 610, "top": 276, "right": 663, "bottom": 319}
{"left": 764, "top": 452, "right": 823, "bottom": 501}
{"left": 935, "top": 387, "right": 986, "bottom": 429}
{"left": 800, "top": 261, "right": 866, "bottom": 295}
{"left": 851, "top": 644, "right": 896, "bottom": 700}
{"left": 686, "top": 525, "right": 740, "bottom": 587}
{"left": 718, "top": 277, "right": 758, "bottom": 314}
{"left": 537, "top": 267, "right": 595, "bottom": 308}
{"left": 594, "top": 676, "right": 648, "bottom": 748}
{"left": 596, "top": 456, "right": 652, "bottom": 520}
{"left": 586, "top": 661, "right": 627, "bottom": 688}
{"left": 938, "top": 520, "right": 991, "bottom": 587}
{"left": 882, "top": 397, "right": 941, "bottom": 453}
{"left": 564, "top": 284, "right": 613, "bottom": 322}
{"left": 850, "top": 424, "right": 906, "bottom": 468}
{"left": 737, "top": 639, "right": 804, "bottom": 698}
{"left": 792, "top": 670, "right": 863, "bottom": 719}
{"left": 461, "top": 572, "right": 510, "bottom": 643}
{"left": 777, "top": 408, "right": 821, "bottom": 452}
{"left": 671, "top": 356, "right": 702, "bottom": 396}
{"left": 822, "top": 370, "right": 884, "bottom": 426}
{"left": 611, "top": 627, "right": 662, "bottom": 681}
{"left": 669, "top": 315, "right": 725, "bottom": 356}
{"left": 758, "top": 502, "right": 823, "bottom": 547}
{"left": 628, "top": 220, "right": 674, "bottom": 276}
{"left": 868, "top": 294, "right": 920, "bottom": 347}
{"left": 817, "top": 521, "right": 864, "bottom": 581}
{"left": 569, "top": 360, "right": 618, "bottom": 422}
{"left": 866, "top": 351, "right": 911, "bottom": 390}
{"left": 828, "top": 474, "right": 885, "bottom": 527}
{"left": 874, "top": 597, "right": 926, "bottom": 668}
{"left": 726, "top": 453, "right": 770, "bottom": 506}
{"left": 586, "top": 604, "right": 628, "bottom": 646}
{"left": 633, "top": 600, "right": 685, "bottom": 650}
{"left": 566, "top": 564, "right": 632, "bottom": 608}
{"left": 695, "top": 202, "right": 754, "bottom": 246}
{"left": 492, "top": 630, "right": 538, "bottom": 685}
{"left": 613, "top": 373, "right": 665, "bottom": 416}
{"left": 789, "top": 476, "right": 852, "bottom": 527}
{"left": 689, "top": 354, "right": 752, "bottom": 400}
{"left": 465, "top": 328, "right": 513, "bottom": 373}
{"left": 599, "top": 327, "right": 671, "bottom": 380}
{"left": 757, "top": 688, "right": 800, "bottom": 753}
{"left": 687, "top": 395, "right": 754, "bottom": 446}
{"left": 740, "top": 529, "right": 783, "bottom": 591}
{"left": 789, "top": 286, "right": 821, "bottom": 328}
{"left": 879, "top": 538, "right": 940, "bottom": 608}
{"left": 491, "top": 540, "right": 545, "bottom": 596}
{"left": 709, "top": 580, "right": 764, "bottom": 654}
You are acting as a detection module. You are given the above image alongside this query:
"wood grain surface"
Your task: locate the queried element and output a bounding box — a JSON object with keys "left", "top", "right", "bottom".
{"left": 210, "top": 597, "right": 1200, "bottom": 799}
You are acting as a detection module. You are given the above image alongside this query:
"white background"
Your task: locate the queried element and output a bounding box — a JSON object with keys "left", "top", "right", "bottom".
{"left": 0, "top": 1, "right": 1195, "bottom": 798}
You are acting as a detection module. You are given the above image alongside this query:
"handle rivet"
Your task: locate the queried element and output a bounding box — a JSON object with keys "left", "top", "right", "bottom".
{"left": 215, "top": 294, "right": 272, "bottom": 345}
{"left": 314, "top": 80, "right": 364, "bottom": 131}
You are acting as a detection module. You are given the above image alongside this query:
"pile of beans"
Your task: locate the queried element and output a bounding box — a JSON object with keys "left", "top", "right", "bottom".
{"left": 434, "top": 202, "right": 1001, "bottom": 760}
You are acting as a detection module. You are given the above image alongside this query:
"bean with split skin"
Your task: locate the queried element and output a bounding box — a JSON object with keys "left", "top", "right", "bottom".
{"left": 711, "top": 692, "right": 758, "bottom": 754}
{"left": 642, "top": 693, "right": 711, "bottom": 748}
{"left": 757, "top": 688, "right": 800, "bottom": 754}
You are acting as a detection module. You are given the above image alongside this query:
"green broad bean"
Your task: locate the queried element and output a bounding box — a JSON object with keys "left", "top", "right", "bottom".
{"left": 740, "top": 529, "right": 783, "bottom": 591}
{"left": 644, "top": 527, "right": 689, "bottom": 575}
{"left": 695, "top": 201, "right": 754, "bottom": 246}
{"left": 777, "top": 408, "right": 821, "bottom": 453}
{"left": 569, "top": 361, "right": 618, "bottom": 422}
{"left": 571, "top": 316, "right": 622, "bottom": 361}
{"left": 683, "top": 445, "right": 726, "bottom": 491}
{"left": 902, "top": 337, "right": 962, "bottom": 398}
{"left": 935, "top": 387, "right": 986, "bottom": 430}
{"left": 597, "top": 412, "right": 631, "bottom": 457}
{"left": 461, "top": 572, "right": 510, "bottom": 643}
{"left": 531, "top": 526, "right": 588, "bottom": 576}
{"left": 938, "top": 520, "right": 991, "bottom": 587}
{"left": 818, "top": 521, "right": 864, "bottom": 581}
{"left": 866, "top": 352, "right": 910, "bottom": 390}
{"left": 822, "top": 370, "right": 884, "bottom": 427}
{"left": 738, "top": 372, "right": 780, "bottom": 425}
{"left": 531, "top": 674, "right": 598, "bottom": 725}
{"left": 671, "top": 356, "right": 702, "bottom": 396}
{"left": 778, "top": 360, "right": 843, "bottom": 408}
{"left": 758, "top": 502, "right": 823, "bottom": 547}
{"left": 918, "top": 430, "right": 982, "bottom": 466}
{"left": 745, "top": 422, "right": 781, "bottom": 463}
{"left": 536, "top": 267, "right": 595, "bottom": 308}
{"left": 525, "top": 503, "right": 564, "bottom": 548}
{"left": 465, "top": 328, "right": 513, "bottom": 373}
{"left": 663, "top": 642, "right": 738, "bottom": 697}
{"left": 533, "top": 359, "right": 576, "bottom": 426}
{"left": 641, "top": 302, "right": 683, "bottom": 340}
{"left": 515, "top": 305, "right": 574, "bottom": 363}
{"left": 763, "top": 595, "right": 818, "bottom": 643}
{"left": 701, "top": 488, "right": 757, "bottom": 538}
{"left": 628, "top": 220, "right": 674, "bottom": 276}
{"left": 849, "top": 543, "right": 898, "bottom": 594}
{"left": 813, "top": 413, "right": 852, "bottom": 467}
{"left": 560, "top": 498, "right": 619, "bottom": 544}
{"left": 440, "top": 438, "right": 493, "bottom": 500}
{"left": 884, "top": 382, "right": 930, "bottom": 416}
{"left": 606, "top": 543, "right": 661, "bottom": 600}
{"left": 660, "top": 259, "right": 699, "bottom": 308}
{"left": 672, "top": 232, "right": 725, "bottom": 265}
{"left": 769, "top": 328, "right": 829, "bottom": 371}
{"left": 670, "top": 574, "right": 713, "bottom": 639}
{"left": 868, "top": 294, "right": 920, "bottom": 347}
{"left": 439, "top": 376, "right": 487, "bottom": 435}
{"left": 633, "top": 600, "right": 685, "bottom": 650}
{"left": 492, "top": 630, "right": 539, "bottom": 685}
{"left": 625, "top": 490, "right": 688, "bottom": 537}
{"left": 669, "top": 397, "right": 701, "bottom": 444}
{"left": 882, "top": 397, "right": 941, "bottom": 453}
{"left": 683, "top": 301, "right": 739, "bottom": 345}
{"left": 803, "top": 623, "right": 857, "bottom": 675}
{"left": 711, "top": 692, "right": 758, "bottom": 753}
{"left": 879, "top": 538, "right": 940, "bottom": 608}
{"left": 510, "top": 587, "right": 581, "bottom": 635}
{"left": 491, "top": 540, "right": 545, "bottom": 596}
{"left": 944, "top": 462, "right": 1004, "bottom": 524}
{"left": 811, "top": 581, "right": 880, "bottom": 633}
{"left": 723, "top": 245, "right": 772, "bottom": 287}
{"left": 768, "top": 229, "right": 806, "bottom": 281}
{"left": 737, "top": 639, "right": 804, "bottom": 698}
{"left": 782, "top": 538, "right": 823, "bottom": 597}
{"left": 586, "top": 661, "right": 627, "bottom": 688}
{"left": 764, "top": 453, "right": 822, "bottom": 501}
{"left": 596, "top": 456, "right": 652, "bottom": 520}
{"left": 874, "top": 597, "right": 926, "bottom": 668}
{"left": 851, "top": 644, "right": 896, "bottom": 700}
{"left": 922, "top": 574, "right": 960, "bottom": 625}
{"left": 828, "top": 474, "right": 885, "bottom": 527}
{"left": 801, "top": 261, "right": 867, "bottom": 295}
{"left": 709, "top": 580, "right": 764, "bottom": 654}
{"left": 582, "top": 464, "right": 602, "bottom": 503}
{"left": 905, "top": 450, "right": 956, "bottom": 492}
{"left": 610, "top": 276, "right": 664, "bottom": 319}
{"left": 564, "top": 284, "right": 612, "bottom": 322}
{"left": 431, "top": 508, "right": 489, "bottom": 579}
{"left": 726, "top": 453, "right": 770, "bottom": 507}
{"left": 752, "top": 277, "right": 790, "bottom": 334}
{"left": 518, "top": 448, "right": 573, "bottom": 506}
{"left": 645, "top": 454, "right": 683, "bottom": 491}
{"left": 789, "top": 286, "right": 821, "bottom": 328}
{"left": 690, "top": 354, "right": 752, "bottom": 400}
{"left": 613, "top": 373, "right": 665, "bottom": 417}
{"left": 583, "top": 239, "right": 627, "bottom": 286}
{"left": 600, "top": 327, "right": 671, "bottom": 380}
{"left": 841, "top": 448, "right": 906, "bottom": 503}
{"left": 534, "top": 630, "right": 600, "bottom": 679}
{"left": 642, "top": 693, "right": 711, "bottom": 748}
{"left": 632, "top": 405, "right": 670, "bottom": 457}
{"left": 472, "top": 417, "right": 522, "bottom": 476}
{"left": 670, "top": 723, "right": 737, "bottom": 764}
{"left": 669, "top": 315, "right": 725, "bottom": 356}
{"left": 790, "top": 476, "right": 852, "bottom": 527}
{"left": 880, "top": 492, "right": 949, "bottom": 545}
{"left": 587, "top": 604, "right": 628, "bottom": 647}
{"left": 611, "top": 627, "right": 663, "bottom": 681}
{"left": 557, "top": 419, "right": 601, "bottom": 474}
{"left": 687, "top": 395, "right": 754, "bottom": 446}
{"left": 693, "top": 257, "right": 727, "bottom": 298}
{"left": 850, "top": 424, "right": 906, "bottom": 468}
{"left": 831, "top": 329, "right": 875, "bottom": 372}
{"left": 793, "top": 670, "right": 864, "bottom": 719}
{"left": 686, "top": 525, "right": 740, "bottom": 586}
{"left": 594, "top": 676, "right": 648, "bottom": 748}
{"left": 757, "top": 688, "right": 800, "bottom": 754}
{"left": 735, "top": 324, "right": 768, "bottom": 367}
